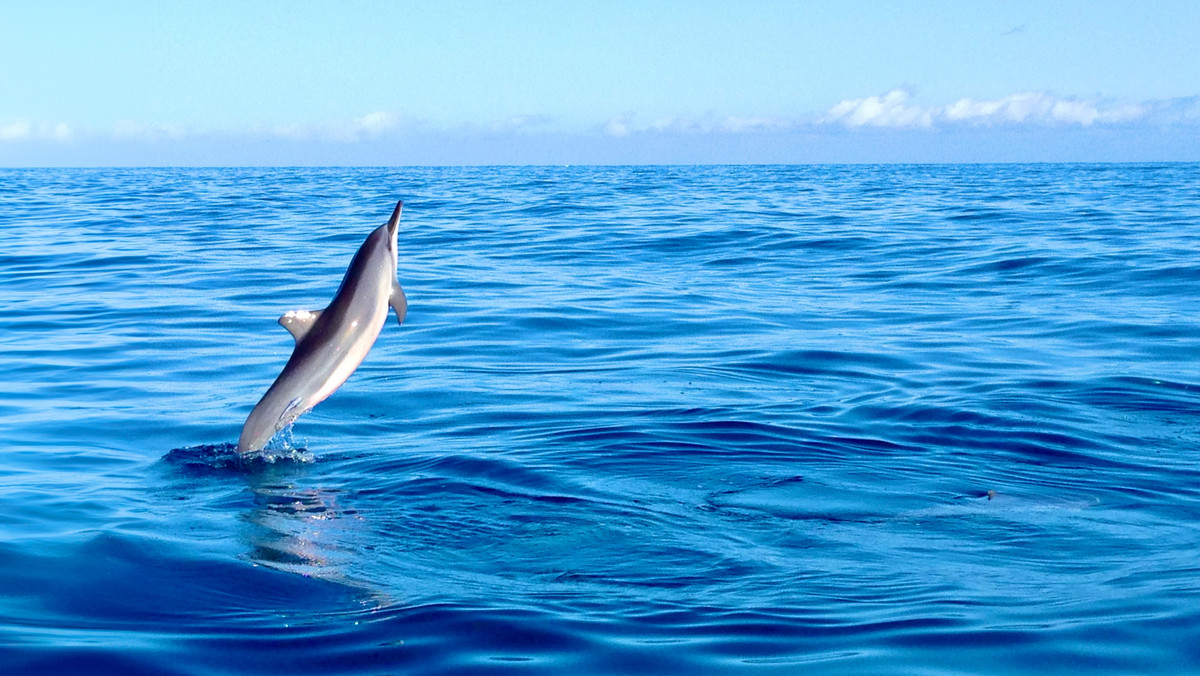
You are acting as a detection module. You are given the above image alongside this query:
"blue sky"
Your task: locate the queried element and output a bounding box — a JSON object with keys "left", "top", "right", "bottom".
{"left": 2, "top": 1, "right": 1198, "bottom": 165}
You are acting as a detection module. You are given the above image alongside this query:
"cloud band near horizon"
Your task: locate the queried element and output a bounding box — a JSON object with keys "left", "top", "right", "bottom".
{"left": 4, "top": 89, "right": 1199, "bottom": 148}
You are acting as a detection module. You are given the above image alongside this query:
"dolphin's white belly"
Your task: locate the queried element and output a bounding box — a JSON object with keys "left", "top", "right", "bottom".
{"left": 306, "top": 304, "right": 388, "bottom": 409}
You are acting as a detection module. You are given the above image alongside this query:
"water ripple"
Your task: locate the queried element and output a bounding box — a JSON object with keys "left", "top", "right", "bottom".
{"left": 2, "top": 165, "right": 1199, "bottom": 674}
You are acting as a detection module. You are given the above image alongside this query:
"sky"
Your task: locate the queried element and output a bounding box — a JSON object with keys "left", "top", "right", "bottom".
{"left": 2, "top": 0, "right": 1198, "bottom": 165}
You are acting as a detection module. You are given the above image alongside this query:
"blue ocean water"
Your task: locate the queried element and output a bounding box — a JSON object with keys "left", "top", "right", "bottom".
{"left": 1, "top": 164, "right": 1198, "bottom": 674}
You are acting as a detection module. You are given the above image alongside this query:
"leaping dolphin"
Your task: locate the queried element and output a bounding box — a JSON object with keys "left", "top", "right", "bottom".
{"left": 238, "top": 200, "right": 407, "bottom": 454}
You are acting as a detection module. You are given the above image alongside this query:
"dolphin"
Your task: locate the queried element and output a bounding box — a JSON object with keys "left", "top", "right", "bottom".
{"left": 238, "top": 200, "right": 407, "bottom": 454}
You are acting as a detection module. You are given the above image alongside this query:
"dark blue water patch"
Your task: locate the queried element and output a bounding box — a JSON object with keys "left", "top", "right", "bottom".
{"left": 719, "top": 348, "right": 918, "bottom": 380}
{"left": 0, "top": 533, "right": 371, "bottom": 676}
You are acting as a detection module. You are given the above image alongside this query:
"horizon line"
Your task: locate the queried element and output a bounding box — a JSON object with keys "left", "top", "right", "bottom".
{"left": 3, "top": 160, "right": 1199, "bottom": 170}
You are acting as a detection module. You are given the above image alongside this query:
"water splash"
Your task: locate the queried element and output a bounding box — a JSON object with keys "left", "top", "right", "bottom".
{"left": 163, "top": 426, "right": 314, "bottom": 472}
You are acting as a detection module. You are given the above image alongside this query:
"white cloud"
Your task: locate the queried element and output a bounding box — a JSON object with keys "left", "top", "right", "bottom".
{"left": 268, "top": 122, "right": 310, "bottom": 141}
{"left": 0, "top": 120, "right": 72, "bottom": 142}
{"left": 826, "top": 89, "right": 1161, "bottom": 130}
{"left": 590, "top": 92, "right": 1194, "bottom": 138}
{"left": 1141, "top": 96, "right": 1200, "bottom": 125}
{"left": 604, "top": 116, "right": 631, "bottom": 138}
{"left": 4, "top": 92, "right": 1197, "bottom": 158}
{"left": 490, "top": 114, "right": 556, "bottom": 133}
{"left": 823, "top": 89, "right": 934, "bottom": 129}
{"left": 352, "top": 111, "right": 395, "bottom": 135}
{"left": 258, "top": 111, "right": 409, "bottom": 142}
{"left": 943, "top": 92, "right": 1047, "bottom": 124}
{"left": 47, "top": 122, "right": 71, "bottom": 141}
{"left": 314, "top": 111, "right": 402, "bottom": 142}
{"left": 0, "top": 121, "right": 32, "bottom": 141}
{"left": 1051, "top": 99, "right": 1101, "bottom": 125}
{"left": 719, "top": 116, "right": 792, "bottom": 133}
{"left": 943, "top": 93, "right": 1148, "bottom": 127}
{"left": 111, "top": 120, "right": 188, "bottom": 141}
{"left": 598, "top": 113, "right": 795, "bottom": 137}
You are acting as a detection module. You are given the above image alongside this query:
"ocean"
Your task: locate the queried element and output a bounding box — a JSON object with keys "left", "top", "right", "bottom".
{"left": 1, "top": 164, "right": 1197, "bottom": 674}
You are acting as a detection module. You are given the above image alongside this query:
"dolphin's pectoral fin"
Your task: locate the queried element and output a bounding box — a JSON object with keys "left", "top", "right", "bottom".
{"left": 279, "top": 309, "right": 323, "bottom": 343}
{"left": 390, "top": 280, "right": 408, "bottom": 325}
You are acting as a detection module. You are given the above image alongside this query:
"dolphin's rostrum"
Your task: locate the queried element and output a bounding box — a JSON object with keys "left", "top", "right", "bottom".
{"left": 238, "top": 201, "right": 407, "bottom": 453}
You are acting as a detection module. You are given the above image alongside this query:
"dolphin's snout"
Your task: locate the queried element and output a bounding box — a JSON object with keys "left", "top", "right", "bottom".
{"left": 387, "top": 200, "right": 403, "bottom": 237}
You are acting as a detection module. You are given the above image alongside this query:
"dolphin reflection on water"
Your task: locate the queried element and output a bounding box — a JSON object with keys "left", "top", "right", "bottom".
{"left": 238, "top": 201, "right": 407, "bottom": 454}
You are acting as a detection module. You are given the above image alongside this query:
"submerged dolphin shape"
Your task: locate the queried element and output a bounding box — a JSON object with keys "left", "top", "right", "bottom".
{"left": 238, "top": 201, "right": 407, "bottom": 453}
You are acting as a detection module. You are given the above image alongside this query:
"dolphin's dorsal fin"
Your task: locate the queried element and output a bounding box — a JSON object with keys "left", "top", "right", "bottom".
{"left": 279, "top": 309, "right": 323, "bottom": 343}
{"left": 390, "top": 280, "right": 408, "bottom": 325}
